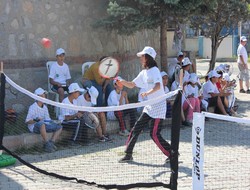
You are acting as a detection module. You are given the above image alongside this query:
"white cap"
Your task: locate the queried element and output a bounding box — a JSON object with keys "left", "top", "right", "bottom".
{"left": 56, "top": 48, "right": 65, "bottom": 56}
{"left": 137, "top": 46, "right": 157, "bottom": 59}
{"left": 113, "top": 76, "right": 123, "bottom": 85}
{"left": 189, "top": 73, "right": 198, "bottom": 84}
{"left": 34, "top": 87, "right": 47, "bottom": 96}
{"left": 215, "top": 64, "right": 225, "bottom": 72}
{"left": 182, "top": 57, "right": 192, "bottom": 67}
{"left": 68, "top": 83, "right": 85, "bottom": 93}
{"left": 208, "top": 70, "right": 221, "bottom": 79}
{"left": 240, "top": 36, "right": 247, "bottom": 42}
{"left": 160, "top": 71, "right": 168, "bottom": 77}
{"left": 87, "top": 86, "right": 99, "bottom": 105}
{"left": 177, "top": 52, "right": 184, "bottom": 57}
{"left": 222, "top": 73, "right": 230, "bottom": 82}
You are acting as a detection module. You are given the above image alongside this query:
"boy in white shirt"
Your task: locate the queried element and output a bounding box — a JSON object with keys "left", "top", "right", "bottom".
{"left": 107, "top": 77, "right": 136, "bottom": 136}
{"left": 26, "top": 88, "right": 62, "bottom": 152}
{"left": 59, "top": 83, "right": 86, "bottom": 145}
{"left": 49, "top": 48, "right": 71, "bottom": 102}
{"left": 202, "top": 70, "right": 230, "bottom": 115}
{"left": 76, "top": 86, "right": 111, "bottom": 142}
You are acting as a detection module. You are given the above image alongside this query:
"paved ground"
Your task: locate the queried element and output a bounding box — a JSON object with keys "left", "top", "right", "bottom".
{"left": 0, "top": 60, "right": 250, "bottom": 190}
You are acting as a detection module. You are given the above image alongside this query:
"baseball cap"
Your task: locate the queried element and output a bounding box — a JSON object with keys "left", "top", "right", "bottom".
{"left": 160, "top": 71, "right": 168, "bottom": 77}
{"left": 222, "top": 73, "right": 230, "bottom": 82}
{"left": 208, "top": 70, "right": 221, "bottom": 79}
{"left": 189, "top": 73, "right": 198, "bottom": 84}
{"left": 68, "top": 83, "right": 85, "bottom": 93}
{"left": 113, "top": 76, "right": 123, "bottom": 85}
{"left": 87, "top": 86, "right": 99, "bottom": 105}
{"left": 240, "top": 36, "right": 247, "bottom": 42}
{"left": 34, "top": 88, "right": 47, "bottom": 96}
{"left": 137, "top": 46, "right": 157, "bottom": 59}
{"left": 177, "top": 52, "right": 184, "bottom": 57}
{"left": 56, "top": 48, "right": 65, "bottom": 56}
{"left": 182, "top": 57, "right": 192, "bottom": 67}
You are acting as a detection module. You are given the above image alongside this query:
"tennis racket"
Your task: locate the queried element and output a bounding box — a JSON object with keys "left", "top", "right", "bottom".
{"left": 98, "top": 57, "right": 119, "bottom": 80}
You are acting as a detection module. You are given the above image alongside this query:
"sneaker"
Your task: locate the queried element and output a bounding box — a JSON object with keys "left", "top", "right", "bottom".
{"left": 118, "top": 130, "right": 130, "bottom": 136}
{"left": 104, "top": 135, "right": 113, "bottom": 142}
{"left": 182, "top": 121, "right": 192, "bottom": 127}
{"left": 232, "top": 112, "right": 243, "bottom": 118}
{"left": 119, "top": 154, "right": 133, "bottom": 163}
{"left": 98, "top": 137, "right": 106, "bottom": 142}
{"left": 44, "top": 142, "right": 55, "bottom": 153}
{"left": 49, "top": 140, "right": 57, "bottom": 150}
{"left": 239, "top": 89, "right": 246, "bottom": 93}
{"left": 246, "top": 89, "right": 250, "bottom": 94}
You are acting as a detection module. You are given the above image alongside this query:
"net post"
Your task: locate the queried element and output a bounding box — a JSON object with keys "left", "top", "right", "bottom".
{"left": 0, "top": 66, "right": 6, "bottom": 155}
{"left": 192, "top": 112, "right": 205, "bottom": 190}
{"left": 0, "top": 61, "right": 3, "bottom": 73}
{"left": 170, "top": 90, "right": 182, "bottom": 190}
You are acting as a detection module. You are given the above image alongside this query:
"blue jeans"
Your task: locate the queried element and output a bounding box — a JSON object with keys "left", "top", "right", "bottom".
{"left": 91, "top": 80, "right": 112, "bottom": 107}
{"left": 33, "top": 121, "right": 62, "bottom": 134}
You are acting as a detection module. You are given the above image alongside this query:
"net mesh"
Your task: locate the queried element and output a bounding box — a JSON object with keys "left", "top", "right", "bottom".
{"left": 1, "top": 73, "right": 181, "bottom": 189}
{"left": 192, "top": 112, "right": 250, "bottom": 190}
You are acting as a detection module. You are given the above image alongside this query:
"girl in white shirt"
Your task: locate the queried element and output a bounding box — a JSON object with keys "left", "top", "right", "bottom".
{"left": 117, "top": 46, "right": 171, "bottom": 163}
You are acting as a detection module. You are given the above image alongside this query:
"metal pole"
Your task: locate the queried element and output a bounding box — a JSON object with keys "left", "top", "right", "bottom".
{"left": 0, "top": 62, "right": 5, "bottom": 154}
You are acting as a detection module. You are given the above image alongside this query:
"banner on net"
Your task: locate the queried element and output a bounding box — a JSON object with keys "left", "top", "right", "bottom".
{"left": 192, "top": 112, "right": 205, "bottom": 190}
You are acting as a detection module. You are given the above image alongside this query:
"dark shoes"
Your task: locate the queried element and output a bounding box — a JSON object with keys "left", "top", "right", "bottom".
{"left": 182, "top": 121, "right": 192, "bottom": 127}
{"left": 119, "top": 154, "right": 133, "bottom": 163}
{"left": 239, "top": 89, "right": 250, "bottom": 94}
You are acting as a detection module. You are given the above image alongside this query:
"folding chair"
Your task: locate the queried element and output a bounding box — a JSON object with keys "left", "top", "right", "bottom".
{"left": 82, "top": 61, "right": 95, "bottom": 76}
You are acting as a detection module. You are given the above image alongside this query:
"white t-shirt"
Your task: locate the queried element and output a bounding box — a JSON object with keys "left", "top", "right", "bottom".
{"left": 163, "top": 86, "right": 170, "bottom": 94}
{"left": 133, "top": 66, "right": 166, "bottom": 119}
{"left": 107, "top": 90, "right": 125, "bottom": 120}
{"left": 237, "top": 44, "right": 248, "bottom": 64}
{"left": 184, "top": 84, "right": 199, "bottom": 98}
{"left": 25, "top": 102, "right": 51, "bottom": 132}
{"left": 202, "top": 80, "right": 219, "bottom": 100}
{"left": 168, "top": 58, "right": 179, "bottom": 78}
{"left": 59, "top": 97, "right": 78, "bottom": 121}
{"left": 49, "top": 62, "right": 71, "bottom": 84}
{"left": 76, "top": 94, "right": 92, "bottom": 107}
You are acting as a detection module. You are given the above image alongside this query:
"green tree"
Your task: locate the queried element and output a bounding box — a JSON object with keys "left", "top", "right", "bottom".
{"left": 95, "top": 0, "right": 202, "bottom": 72}
{"left": 190, "top": 0, "right": 250, "bottom": 72}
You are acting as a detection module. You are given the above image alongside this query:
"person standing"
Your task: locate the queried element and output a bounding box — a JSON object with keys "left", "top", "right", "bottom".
{"left": 237, "top": 36, "right": 250, "bottom": 93}
{"left": 83, "top": 56, "right": 113, "bottom": 106}
{"left": 49, "top": 48, "right": 71, "bottom": 102}
{"left": 117, "top": 46, "right": 171, "bottom": 163}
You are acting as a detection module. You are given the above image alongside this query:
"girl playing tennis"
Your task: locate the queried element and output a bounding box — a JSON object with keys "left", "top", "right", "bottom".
{"left": 117, "top": 46, "right": 171, "bottom": 162}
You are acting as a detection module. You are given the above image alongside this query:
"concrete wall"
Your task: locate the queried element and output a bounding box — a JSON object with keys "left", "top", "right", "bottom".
{"left": 199, "top": 36, "right": 235, "bottom": 59}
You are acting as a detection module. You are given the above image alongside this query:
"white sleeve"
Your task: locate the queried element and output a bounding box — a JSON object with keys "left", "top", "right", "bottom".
{"left": 107, "top": 90, "right": 119, "bottom": 106}
{"left": 133, "top": 71, "right": 146, "bottom": 89}
{"left": 65, "top": 64, "right": 71, "bottom": 80}
{"left": 48, "top": 64, "right": 56, "bottom": 79}
{"left": 25, "top": 105, "right": 34, "bottom": 123}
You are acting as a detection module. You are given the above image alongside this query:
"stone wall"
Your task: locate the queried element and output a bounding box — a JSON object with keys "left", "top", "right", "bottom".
{"left": 0, "top": 0, "right": 160, "bottom": 68}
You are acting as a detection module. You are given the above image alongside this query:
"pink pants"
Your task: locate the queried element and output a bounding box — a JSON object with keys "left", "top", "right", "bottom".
{"left": 183, "top": 97, "right": 200, "bottom": 122}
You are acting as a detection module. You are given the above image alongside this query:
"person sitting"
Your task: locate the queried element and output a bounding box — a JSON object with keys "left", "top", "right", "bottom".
{"left": 83, "top": 56, "right": 113, "bottom": 107}
{"left": 59, "top": 83, "right": 86, "bottom": 145}
{"left": 49, "top": 48, "right": 71, "bottom": 102}
{"left": 202, "top": 70, "right": 230, "bottom": 115}
{"left": 25, "top": 88, "right": 62, "bottom": 152}
{"left": 220, "top": 73, "right": 241, "bottom": 117}
{"left": 168, "top": 52, "right": 184, "bottom": 84}
{"left": 183, "top": 74, "right": 201, "bottom": 125}
{"left": 76, "top": 85, "right": 112, "bottom": 142}
{"left": 161, "top": 71, "right": 172, "bottom": 118}
{"left": 107, "top": 77, "right": 136, "bottom": 136}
